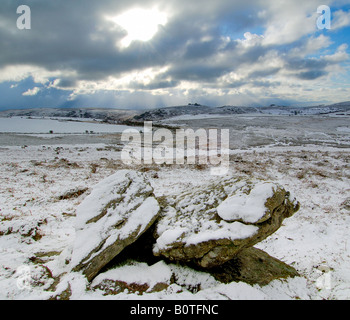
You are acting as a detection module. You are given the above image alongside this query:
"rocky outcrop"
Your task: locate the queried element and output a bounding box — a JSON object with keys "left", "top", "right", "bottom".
{"left": 70, "top": 171, "right": 299, "bottom": 286}
{"left": 208, "top": 247, "right": 299, "bottom": 286}
{"left": 153, "top": 179, "right": 299, "bottom": 268}
{"left": 70, "top": 170, "right": 160, "bottom": 281}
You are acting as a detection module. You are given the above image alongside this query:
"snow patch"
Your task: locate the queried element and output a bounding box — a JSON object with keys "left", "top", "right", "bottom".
{"left": 92, "top": 261, "right": 172, "bottom": 289}
{"left": 217, "top": 182, "right": 275, "bottom": 223}
{"left": 185, "top": 221, "right": 258, "bottom": 245}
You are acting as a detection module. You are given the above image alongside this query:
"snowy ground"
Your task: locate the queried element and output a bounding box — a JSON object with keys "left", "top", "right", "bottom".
{"left": 0, "top": 117, "right": 137, "bottom": 134}
{"left": 0, "top": 116, "right": 349, "bottom": 300}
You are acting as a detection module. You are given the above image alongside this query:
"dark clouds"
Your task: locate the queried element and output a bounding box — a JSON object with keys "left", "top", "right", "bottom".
{"left": 0, "top": 0, "right": 349, "bottom": 109}
{"left": 296, "top": 70, "right": 328, "bottom": 80}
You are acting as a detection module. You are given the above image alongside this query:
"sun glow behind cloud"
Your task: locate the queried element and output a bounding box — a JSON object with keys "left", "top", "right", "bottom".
{"left": 108, "top": 7, "right": 168, "bottom": 48}
{"left": 1, "top": 0, "right": 350, "bottom": 110}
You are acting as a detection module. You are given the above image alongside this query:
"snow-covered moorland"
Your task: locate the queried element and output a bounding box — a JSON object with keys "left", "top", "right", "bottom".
{"left": 0, "top": 115, "right": 349, "bottom": 300}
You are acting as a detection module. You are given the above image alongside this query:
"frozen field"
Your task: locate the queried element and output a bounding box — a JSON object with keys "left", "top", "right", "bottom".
{"left": 0, "top": 117, "right": 141, "bottom": 147}
{"left": 0, "top": 115, "right": 349, "bottom": 300}
{"left": 0, "top": 117, "right": 134, "bottom": 134}
{"left": 162, "top": 113, "right": 350, "bottom": 149}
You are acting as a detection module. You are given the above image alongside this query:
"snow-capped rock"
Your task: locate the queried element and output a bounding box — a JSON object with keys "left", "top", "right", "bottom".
{"left": 71, "top": 170, "right": 160, "bottom": 281}
{"left": 153, "top": 178, "right": 299, "bottom": 268}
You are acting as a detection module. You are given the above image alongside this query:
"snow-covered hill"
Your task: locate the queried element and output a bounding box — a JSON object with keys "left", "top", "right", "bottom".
{"left": 133, "top": 102, "right": 350, "bottom": 121}
{"left": 132, "top": 104, "right": 260, "bottom": 121}
{"left": 1, "top": 101, "right": 350, "bottom": 124}
{"left": 0, "top": 108, "right": 139, "bottom": 123}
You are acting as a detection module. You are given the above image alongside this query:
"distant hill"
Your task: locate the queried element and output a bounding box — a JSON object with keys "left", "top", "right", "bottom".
{"left": 131, "top": 101, "right": 350, "bottom": 121}
{"left": 1, "top": 101, "right": 349, "bottom": 124}
{"left": 130, "top": 104, "right": 265, "bottom": 122}
{"left": 0, "top": 108, "right": 139, "bottom": 123}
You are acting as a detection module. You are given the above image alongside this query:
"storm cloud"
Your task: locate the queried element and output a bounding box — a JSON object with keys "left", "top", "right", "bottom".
{"left": 0, "top": 0, "right": 349, "bottom": 109}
